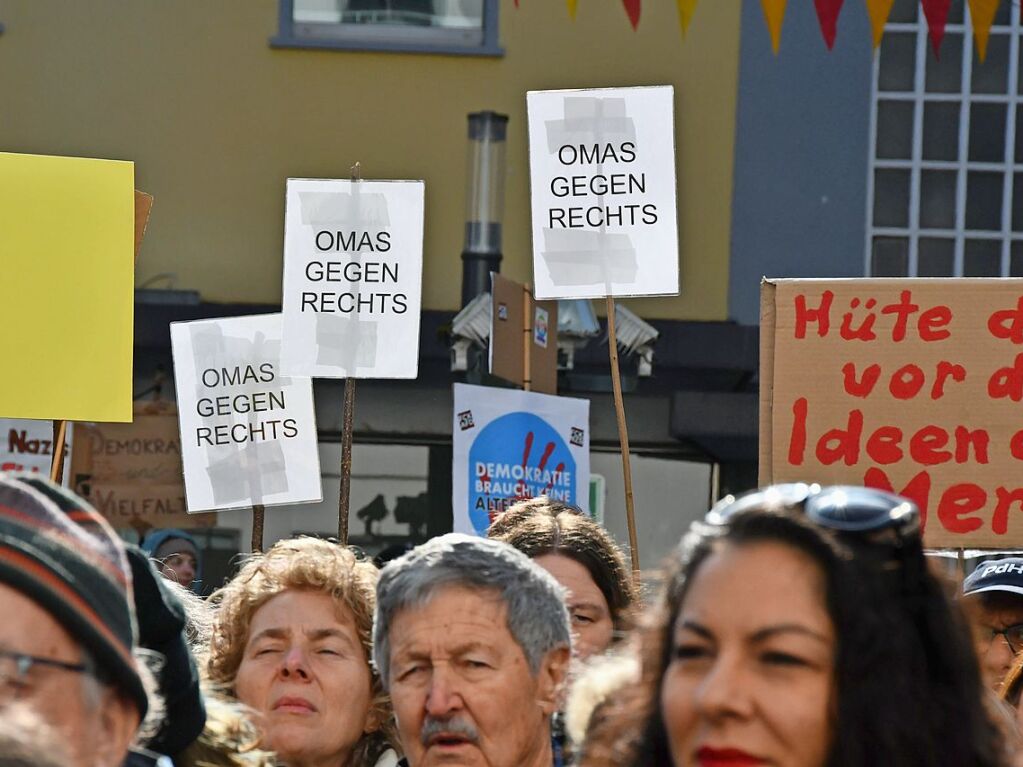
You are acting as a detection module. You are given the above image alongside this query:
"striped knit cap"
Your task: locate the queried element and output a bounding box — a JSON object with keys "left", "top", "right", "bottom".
{"left": 0, "top": 473, "right": 147, "bottom": 717}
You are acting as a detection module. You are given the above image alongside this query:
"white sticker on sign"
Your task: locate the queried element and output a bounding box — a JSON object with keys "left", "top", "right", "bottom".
{"left": 527, "top": 85, "right": 679, "bottom": 300}
{"left": 170, "top": 314, "right": 322, "bottom": 513}
{"left": 281, "top": 179, "right": 425, "bottom": 379}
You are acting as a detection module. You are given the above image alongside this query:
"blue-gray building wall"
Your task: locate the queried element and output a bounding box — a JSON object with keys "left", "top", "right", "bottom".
{"left": 728, "top": 0, "right": 876, "bottom": 325}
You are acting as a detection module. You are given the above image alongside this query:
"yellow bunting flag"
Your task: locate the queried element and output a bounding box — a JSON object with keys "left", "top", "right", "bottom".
{"left": 676, "top": 0, "right": 699, "bottom": 37}
{"left": 969, "top": 0, "right": 1001, "bottom": 62}
{"left": 567, "top": 0, "right": 578, "bottom": 18}
{"left": 865, "top": 0, "right": 895, "bottom": 48}
{"left": 760, "top": 0, "right": 788, "bottom": 53}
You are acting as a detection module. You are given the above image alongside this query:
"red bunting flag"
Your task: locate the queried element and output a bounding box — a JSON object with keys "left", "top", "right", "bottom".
{"left": 760, "top": 0, "right": 788, "bottom": 54}
{"left": 814, "top": 0, "right": 845, "bottom": 49}
{"left": 865, "top": 0, "right": 895, "bottom": 48}
{"left": 920, "top": 0, "right": 952, "bottom": 56}
{"left": 968, "top": 0, "right": 1001, "bottom": 62}
{"left": 622, "top": 0, "right": 641, "bottom": 30}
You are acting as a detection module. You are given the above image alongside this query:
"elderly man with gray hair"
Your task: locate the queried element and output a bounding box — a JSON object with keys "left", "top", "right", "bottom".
{"left": 373, "top": 534, "right": 572, "bottom": 767}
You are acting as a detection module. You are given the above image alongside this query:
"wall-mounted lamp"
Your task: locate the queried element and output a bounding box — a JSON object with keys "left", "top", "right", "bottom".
{"left": 461, "top": 111, "right": 508, "bottom": 307}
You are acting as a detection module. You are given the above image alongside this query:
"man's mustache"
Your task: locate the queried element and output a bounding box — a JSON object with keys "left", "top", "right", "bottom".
{"left": 420, "top": 715, "right": 480, "bottom": 746}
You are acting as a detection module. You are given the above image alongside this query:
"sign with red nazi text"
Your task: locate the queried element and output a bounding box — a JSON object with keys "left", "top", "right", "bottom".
{"left": 761, "top": 278, "right": 1023, "bottom": 549}
{"left": 0, "top": 419, "right": 72, "bottom": 484}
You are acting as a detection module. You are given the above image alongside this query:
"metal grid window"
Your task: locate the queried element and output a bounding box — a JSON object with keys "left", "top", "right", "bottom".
{"left": 272, "top": 0, "right": 502, "bottom": 56}
{"left": 867, "top": 0, "right": 1023, "bottom": 276}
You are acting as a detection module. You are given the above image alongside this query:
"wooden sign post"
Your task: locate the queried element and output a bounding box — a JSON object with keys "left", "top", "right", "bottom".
{"left": 606, "top": 297, "right": 639, "bottom": 574}
{"left": 281, "top": 164, "right": 425, "bottom": 547}
{"left": 252, "top": 504, "right": 266, "bottom": 552}
{"left": 527, "top": 85, "right": 680, "bottom": 575}
{"left": 333, "top": 162, "right": 362, "bottom": 545}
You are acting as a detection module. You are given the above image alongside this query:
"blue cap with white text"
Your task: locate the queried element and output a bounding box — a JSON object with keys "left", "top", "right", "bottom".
{"left": 963, "top": 558, "right": 1023, "bottom": 598}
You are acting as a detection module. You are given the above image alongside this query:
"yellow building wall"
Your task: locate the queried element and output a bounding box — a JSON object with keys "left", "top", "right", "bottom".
{"left": 0, "top": 1, "right": 739, "bottom": 320}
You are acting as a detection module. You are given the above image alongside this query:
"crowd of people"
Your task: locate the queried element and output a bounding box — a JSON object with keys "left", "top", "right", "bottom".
{"left": 3, "top": 471, "right": 1023, "bottom": 766}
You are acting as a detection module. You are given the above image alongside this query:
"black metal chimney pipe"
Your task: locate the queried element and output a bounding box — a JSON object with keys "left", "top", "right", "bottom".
{"left": 461, "top": 111, "right": 508, "bottom": 307}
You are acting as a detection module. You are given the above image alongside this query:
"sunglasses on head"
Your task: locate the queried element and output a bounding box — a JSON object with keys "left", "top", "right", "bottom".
{"left": 705, "top": 483, "right": 921, "bottom": 548}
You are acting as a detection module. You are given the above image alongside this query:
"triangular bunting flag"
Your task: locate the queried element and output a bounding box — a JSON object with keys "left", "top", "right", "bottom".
{"left": 814, "top": 0, "right": 845, "bottom": 49}
{"left": 622, "top": 0, "right": 641, "bottom": 30}
{"left": 760, "top": 0, "right": 788, "bottom": 54}
{"left": 920, "top": 0, "right": 952, "bottom": 56}
{"left": 676, "top": 0, "right": 699, "bottom": 37}
{"left": 865, "top": 0, "right": 895, "bottom": 48}
{"left": 968, "top": 0, "right": 1001, "bottom": 62}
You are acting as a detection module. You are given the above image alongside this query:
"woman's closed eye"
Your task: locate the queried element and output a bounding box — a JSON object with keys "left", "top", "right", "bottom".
{"left": 760, "top": 650, "right": 809, "bottom": 667}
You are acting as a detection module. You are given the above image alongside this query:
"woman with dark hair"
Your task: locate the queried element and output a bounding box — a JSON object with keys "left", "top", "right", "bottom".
{"left": 488, "top": 496, "right": 638, "bottom": 659}
{"left": 582, "top": 484, "right": 1006, "bottom": 767}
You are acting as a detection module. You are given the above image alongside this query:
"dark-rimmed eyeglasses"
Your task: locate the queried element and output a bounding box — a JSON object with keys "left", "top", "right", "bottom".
{"left": 981, "top": 623, "right": 1023, "bottom": 655}
{"left": 0, "top": 649, "right": 91, "bottom": 702}
{"left": 706, "top": 483, "right": 921, "bottom": 546}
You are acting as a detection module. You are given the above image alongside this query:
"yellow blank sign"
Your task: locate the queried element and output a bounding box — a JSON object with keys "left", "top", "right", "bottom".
{"left": 0, "top": 152, "right": 134, "bottom": 422}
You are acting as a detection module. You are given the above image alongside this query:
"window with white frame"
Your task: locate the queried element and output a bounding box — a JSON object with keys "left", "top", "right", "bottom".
{"left": 273, "top": 0, "right": 502, "bottom": 56}
{"left": 868, "top": 0, "right": 1023, "bottom": 276}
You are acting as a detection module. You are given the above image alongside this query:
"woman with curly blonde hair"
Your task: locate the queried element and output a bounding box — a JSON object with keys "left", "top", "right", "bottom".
{"left": 208, "top": 538, "right": 399, "bottom": 767}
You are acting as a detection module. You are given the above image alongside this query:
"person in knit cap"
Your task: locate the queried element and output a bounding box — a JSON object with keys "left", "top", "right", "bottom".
{"left": 0, "top": 473, "right": 151, "bottom": 767}
{"left": 142, "top": 529, "right": 202, "bottom": 593}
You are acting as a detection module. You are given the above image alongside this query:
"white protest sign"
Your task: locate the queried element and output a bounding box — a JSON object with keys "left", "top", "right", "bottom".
{"left": 452, "top": 383, "right": 590, "bottom": 535}
{"left": 0, "top": 419, "right": 72, "bottom": 485}
{"left": 281, "top": 179, "right": 425, "bottom": 378}
{"left": 527, "top": 85, "right": 679, "bottom": 300}
{"left": 170, "top": 314, "right": 322, "bottom": 513}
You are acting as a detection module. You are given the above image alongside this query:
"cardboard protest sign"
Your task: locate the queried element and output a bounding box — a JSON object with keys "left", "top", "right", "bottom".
{"left": 453, "top": 383, "right": 590, "bottom": 535}
{"left": 0, "top": 152, "right": 134, "bottom": 422}
{"left": 170, "top": 314, "right": 322, "bottom": 513}
{"left": 761, "top": 278, "right": 1023, "bottom": 548}
{"left": 70, "top": 404, "right": 215, "bottom": 530}
{"left": 526, "top": 85, "right": 679, "bottom": 300}
{"left": 489, "top": 274, "right": 559, "bottom": 395}
{"left": 0, "top": 419, "right": 73, "bottom": 485}
{"left": 281, "top": 179, "right": 425, "bottom": 378}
